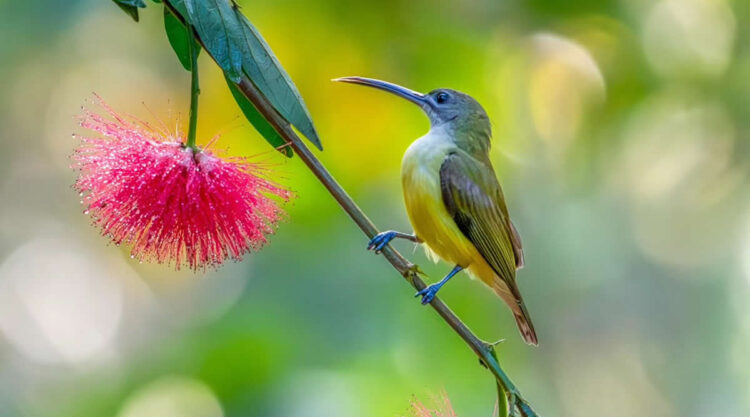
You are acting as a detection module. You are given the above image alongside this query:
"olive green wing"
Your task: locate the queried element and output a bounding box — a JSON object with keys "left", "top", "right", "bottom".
{"left": 439, "top": 151, "right": 521, "bottom": 291}
{"left": 509, "top": 219, "right": 524, "bottom": 269}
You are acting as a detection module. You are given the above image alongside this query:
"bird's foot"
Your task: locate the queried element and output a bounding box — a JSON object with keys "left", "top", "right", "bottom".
{"left": 415, "top": 283, "right": 441, "bottom": 305}
{"left": 367, "top": 231, "right": 397, "bottom": 253}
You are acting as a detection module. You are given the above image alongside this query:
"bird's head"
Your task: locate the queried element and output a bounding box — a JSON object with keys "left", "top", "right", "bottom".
{"left": 334, "top": 77, "right": 491, "bottom": 140}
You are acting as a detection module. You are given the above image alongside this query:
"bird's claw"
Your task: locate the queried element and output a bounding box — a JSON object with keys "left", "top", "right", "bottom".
{"left": 414, "top": 284, "right": 440, "bottom": 305}
{"left": 367, "top": 231, "right": 397, "bottom": 253}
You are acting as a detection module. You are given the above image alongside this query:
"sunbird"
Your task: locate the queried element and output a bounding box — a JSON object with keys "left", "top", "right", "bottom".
{"left": 335, "top": 77, "right": 537, "bottom": 345}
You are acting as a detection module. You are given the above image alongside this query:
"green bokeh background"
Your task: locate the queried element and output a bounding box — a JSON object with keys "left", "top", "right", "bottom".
{"left": 1, "top": 0, "right": 749, "bottom": 416}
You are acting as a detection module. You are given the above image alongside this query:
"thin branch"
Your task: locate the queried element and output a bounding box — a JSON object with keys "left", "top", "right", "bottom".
{"left": 235, "top": 79, "right": 540, "bottom": 417}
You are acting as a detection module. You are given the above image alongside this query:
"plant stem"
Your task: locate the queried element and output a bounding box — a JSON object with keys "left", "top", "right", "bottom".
{"left": 234, "top": 79, "right": 539, "bottom": 417}
{"left": 185, "top": 36, "right": 200, "bottom": 150}
{"left": 497, "top": 381, "right": 510, "bottom": 417}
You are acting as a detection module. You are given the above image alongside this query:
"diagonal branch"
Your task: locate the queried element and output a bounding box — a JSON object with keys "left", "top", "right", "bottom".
{"left": 236, "top": 79, "right": 540, "bottom": 417}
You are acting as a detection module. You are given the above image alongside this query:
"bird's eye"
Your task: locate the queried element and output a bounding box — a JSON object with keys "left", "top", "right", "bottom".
{"left": 436, "top": 92, "right": 449, "bottom": 104}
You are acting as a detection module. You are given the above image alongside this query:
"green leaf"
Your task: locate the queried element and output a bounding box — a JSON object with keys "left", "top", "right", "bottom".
{"left": 112, "top": 0, "right": 146, "bottom": 22}
{"left": 234, "top": 10, "right": 322, "bottom": 150}
{"left": 179, "top": 0, "right": 322, "bottom": 150}
{"left": 163, "top": 7, "right": 199, "bottom": 71}
{"left": 183, "top": 0, "right": 244, "bottom": 81}
{"left": 165, "top": 0, "right": 189, "bottom": 24}
{"left": 225, "top": 75, "right": 293, "bottom": 158}
{"left": 116, "top": 0, "right": 146, "bottom": 6}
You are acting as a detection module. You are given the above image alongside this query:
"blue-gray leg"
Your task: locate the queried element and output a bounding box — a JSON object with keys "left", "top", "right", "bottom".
{"left": 367, "top": 230, "right": 419, "bottom": 253}
{"left": 415, "top": 265, "right": 463, "bottom": 305}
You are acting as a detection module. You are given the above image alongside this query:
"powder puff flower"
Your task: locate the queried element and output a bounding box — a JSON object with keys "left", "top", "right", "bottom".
{"left": 72, "top": 96, "right": 292, "bottom": 270}
{"left": 408, "top": 392, "right": 499, "bottom": 417}
{"left": 408, "top": 393, "right": 458, "bottom": 417}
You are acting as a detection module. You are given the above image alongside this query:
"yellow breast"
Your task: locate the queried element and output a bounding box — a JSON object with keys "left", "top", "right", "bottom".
{"left": 401, "top": 130, "right": 481, "bottom": 268}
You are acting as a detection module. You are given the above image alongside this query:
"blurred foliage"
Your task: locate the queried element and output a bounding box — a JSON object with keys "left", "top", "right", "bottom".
{"left": 0, "top": 0, "right": 749, "bottom": 416}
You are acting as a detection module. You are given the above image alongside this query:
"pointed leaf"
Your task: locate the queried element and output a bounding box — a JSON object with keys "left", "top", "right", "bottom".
{"left": 164, "top": 7, "right": 199, "bottom": 71}
{"left": 112, "top": 0, "right": 146, "bottom": 22}
{"left": 165, "top": 0, "right": 187, "bottom": 17}
{"left": 183, "top": 0, "right": 244, "bottom": 82}
{"left": 177, "top": 0, "right": 322, "bottom": 150}
{"left": 233, "top": 10, "right": 322, "bottom": 150}
{"left": 115, "top": 0, "right": 146, "bottom": 6}
{"left": 225, "top": 76, "right": 293, "bottom": 157}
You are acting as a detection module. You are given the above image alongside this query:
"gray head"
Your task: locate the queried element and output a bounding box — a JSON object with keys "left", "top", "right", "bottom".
{"left": 334, "top": 77, "right": 491, "bottom": 141}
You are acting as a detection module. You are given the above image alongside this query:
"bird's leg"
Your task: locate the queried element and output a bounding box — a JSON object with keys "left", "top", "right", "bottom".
{"left": 367, "top": 230, "right": 420, "bottom": 253}
{"left": 415, "top": 265, "right": 463, "bottom": 305}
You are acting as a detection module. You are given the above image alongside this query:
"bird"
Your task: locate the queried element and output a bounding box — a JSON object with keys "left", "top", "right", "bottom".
{"left": 334, "top": 77, "right": 537, "bottom": 345}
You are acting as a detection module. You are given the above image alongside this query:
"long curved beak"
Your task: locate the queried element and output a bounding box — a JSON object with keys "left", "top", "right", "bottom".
{"left": 333, "top": 76, "right": 427, "bottom": 106}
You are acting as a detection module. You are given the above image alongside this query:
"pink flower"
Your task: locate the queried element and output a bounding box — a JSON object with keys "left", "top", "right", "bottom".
{"left": 72, "top": 96, "right": 292, "bottom": 270}
{"left": 407, "top": 392, "right": 499, "bottom": 417}
{"left": 408, "top": 393, "right": 458, "bottom": 417}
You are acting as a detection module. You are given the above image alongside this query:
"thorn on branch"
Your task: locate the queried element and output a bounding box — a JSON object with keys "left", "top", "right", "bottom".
{"left": 274, "top": 142, "right": 293, "bottom": 151}
{"left": 403, "top": 262, "right": 421, "bottom": 280}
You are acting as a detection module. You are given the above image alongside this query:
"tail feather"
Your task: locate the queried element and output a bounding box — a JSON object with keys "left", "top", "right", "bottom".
{"left": 514, "top": 305, "right": 538, "bottom": 346}
{"left": 491, "top": 278, "right": 538, "bottom": 345}
{"left": 479, "top": 267, "right": 538, "bottom": 345}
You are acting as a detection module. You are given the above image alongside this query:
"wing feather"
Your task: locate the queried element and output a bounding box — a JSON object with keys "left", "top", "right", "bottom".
{"left": 439, "top": 151, "right": 522, "bottom": 293}
{"left": 509, "top": 220, "right": 524, "bottom": 269}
